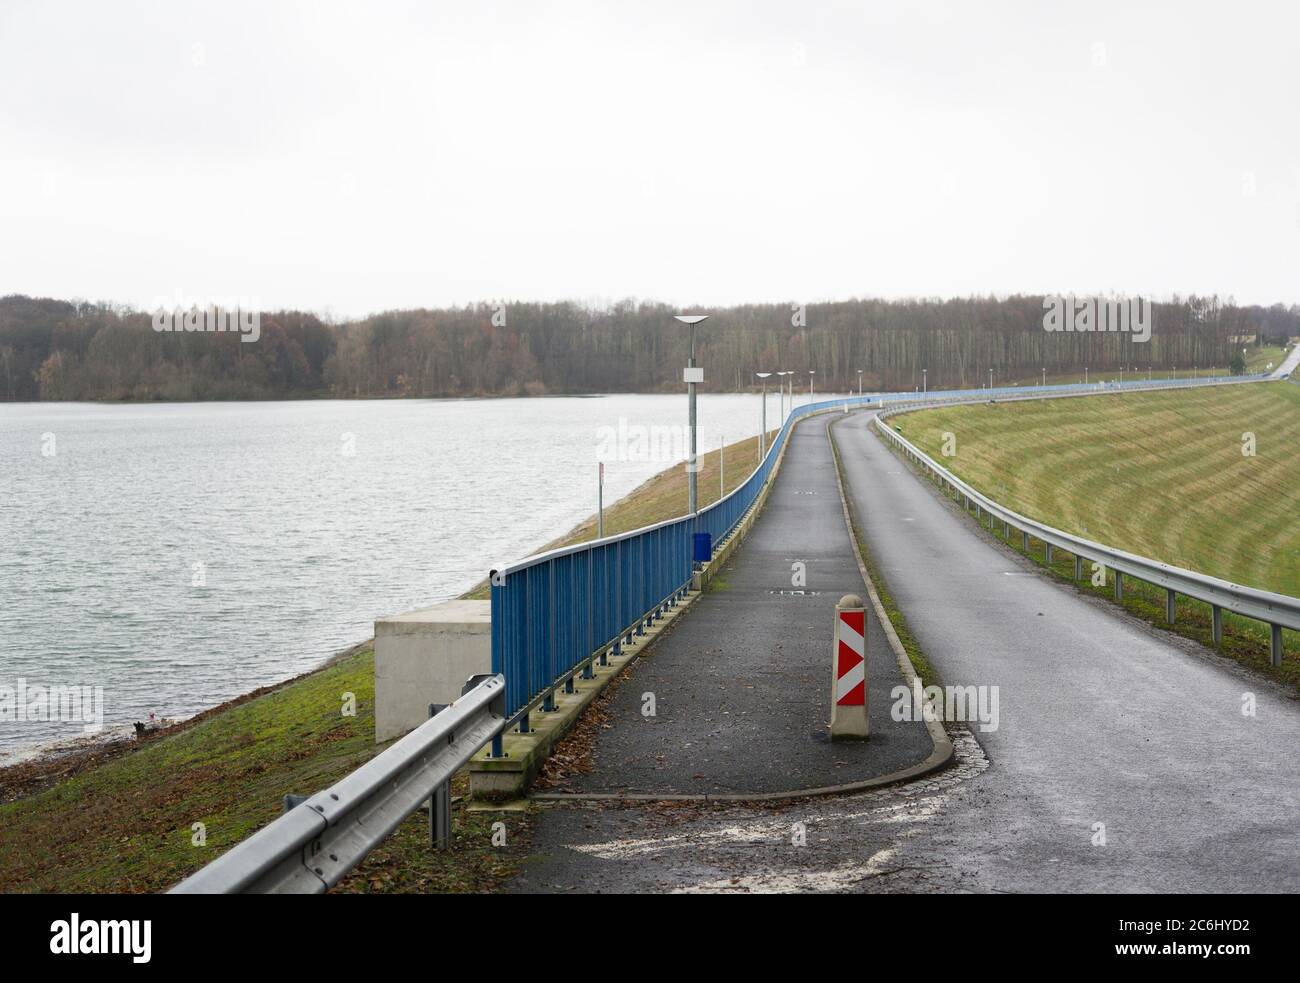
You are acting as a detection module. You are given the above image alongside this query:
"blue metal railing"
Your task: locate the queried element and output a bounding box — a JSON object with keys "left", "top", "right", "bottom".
{"left": 487, "top": 371, "right": 1267, "bottom": 754}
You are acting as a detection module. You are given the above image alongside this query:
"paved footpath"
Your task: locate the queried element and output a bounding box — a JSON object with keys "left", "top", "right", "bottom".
{"left": 502, "top": 407, "right": 1300, "bottom": 893}
{"left": 505, "top": 414, "right": 935, "bottom": 891}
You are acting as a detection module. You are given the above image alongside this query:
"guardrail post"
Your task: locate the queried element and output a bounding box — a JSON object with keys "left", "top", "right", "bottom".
{"left": 1211, "top": 605, "right": 1222, "bottom": 646}
{"left": 1021, "top": 530, "right": 1029, "bottom": 551}
{"left": 1045, "top": 544, "right": 1053, "bottom": 564}
{"left": 830, "top": 594, "right": 869, "bottom": 739}
{"left": 1003, "top": 520, "right": 1009, "bottom": 539}
{"left": 1074, "top": 555, "right": 1082, "bottom": 580}
{"left": 428, "top": 703, "right": 452, "bottom": 850}
{"left": 1271, "top": 624, "right": 1283, "bottom": 668}
{"left": 1165, "top": 589, "right": 1176, "bottom": 623}
{"left": 1114, "top": 571, "right": 1124, "bottom": 601}
{"left": 282, "top": 793, "right": 309, "bottom": 814}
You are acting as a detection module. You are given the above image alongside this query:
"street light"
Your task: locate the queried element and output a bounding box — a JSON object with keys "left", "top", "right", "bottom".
{"left": 673, "top": 314, "right": 709, "bottom": 515}
{"left": 755, "top": 372, "right": 772, "bottom": 458}
{"left": 809, "top": 369, "right": 816, "bottom": 405}
{"left": 857, "top": 369, "right": 863, "bottom": 397}
{"left": 776, "top": 370, "right": 790, "bottom": 423}
{"left": 923, "top": 368, "right": 927, "bottom": 394}
{"left": 1041, "top": 367, "right": 1046, "bottom": 387}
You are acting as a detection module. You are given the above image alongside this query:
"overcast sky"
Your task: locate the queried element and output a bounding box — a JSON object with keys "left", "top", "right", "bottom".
{"left": 2, "top": 1, "right": 1297, "bottom": 318}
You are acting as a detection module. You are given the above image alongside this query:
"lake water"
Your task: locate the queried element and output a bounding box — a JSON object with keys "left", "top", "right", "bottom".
{"left": 0, "top": 392, "right": 825, "bottom": 758}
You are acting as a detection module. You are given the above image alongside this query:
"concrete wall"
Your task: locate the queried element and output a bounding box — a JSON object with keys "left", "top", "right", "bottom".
{"left": 374, "top": 599, "right": 491, "bottom": 743}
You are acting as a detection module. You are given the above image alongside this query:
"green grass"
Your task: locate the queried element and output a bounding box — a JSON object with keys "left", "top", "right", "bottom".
{"left": 463, "top": 430, "right": 778, "bottom": 599}
{"left": 891, "top": 382, "right": 1300, "bottom": 686}
{"left": 0, "top": 646, "right": 534, "bottom": 892}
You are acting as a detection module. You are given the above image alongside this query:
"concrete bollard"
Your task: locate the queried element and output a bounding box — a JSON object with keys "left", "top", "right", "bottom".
{"left": 830, "top": 594, "right": 869, "bottom": 739}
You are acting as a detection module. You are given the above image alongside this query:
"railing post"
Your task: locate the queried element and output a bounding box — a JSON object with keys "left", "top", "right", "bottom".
{"left": 1021, "top": 530, "right": 1029, "bottom": 551}
{"left": 1045, "top": 544, "right": 1053, "bottom": 564}
{"left": 1165, "top": 588, "right": 1176, "bottom": 623}
{"left": 428, "top": 703, "right": 452, "bottom": 850}
{"left": 1074, "top": 555, "right": 1082, "bottom": 580}
{"left": 1211, "top": 605, "right": 1222, "bottom": 646}
{"left": 1271, "top": 624, "right": 1283, "bottom": 668}
{"left": 1114, "top": 570, "right": 1124, "bottom": 601}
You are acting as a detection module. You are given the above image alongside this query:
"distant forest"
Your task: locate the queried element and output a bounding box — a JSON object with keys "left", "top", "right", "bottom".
{"left": 2, "top": 293, "right": 1297, "bottom": 402}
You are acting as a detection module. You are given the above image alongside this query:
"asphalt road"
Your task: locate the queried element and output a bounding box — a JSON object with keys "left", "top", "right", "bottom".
{"left": 829, "top": 409, "right": 1300, "bottom": 891}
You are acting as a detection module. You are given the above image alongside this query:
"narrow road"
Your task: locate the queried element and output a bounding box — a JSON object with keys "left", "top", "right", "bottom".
{"left": 1273, "top": 343, "right": 1300, "bottom": 379}
{"left": 830, "top": 409, "right": 1300, "bottom": 891}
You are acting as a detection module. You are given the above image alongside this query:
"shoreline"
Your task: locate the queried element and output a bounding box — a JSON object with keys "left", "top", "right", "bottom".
{"left": 0, "top": 638, "right": 374, "bottom": 804}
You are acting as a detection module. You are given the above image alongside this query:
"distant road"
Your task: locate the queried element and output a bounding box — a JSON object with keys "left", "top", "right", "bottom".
{"left": 1272, "top": 343, "right": 1300, "bottom": 379}
{"left": 831, "top": 409, "right": 1300, "bottom": 891}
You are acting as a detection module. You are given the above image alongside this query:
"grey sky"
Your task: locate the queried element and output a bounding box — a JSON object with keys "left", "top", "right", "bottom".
{"left": 2, "top": 0, "right": 1297, "bottom": 318}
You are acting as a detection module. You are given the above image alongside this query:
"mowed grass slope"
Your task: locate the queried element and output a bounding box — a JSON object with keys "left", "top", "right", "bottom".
{"left": 896, "top": 383, "right": 1300, "bottom": 597}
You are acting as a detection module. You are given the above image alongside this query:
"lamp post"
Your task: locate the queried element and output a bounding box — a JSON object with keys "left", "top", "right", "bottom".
{"left": 755, "top": 372, "right": 771, "bottom": 458}
{"left": 1041, "top": 367, "right": 1046, "bottom": 387}
{"left": 776, "top": 371, "right": 789, "bottom": 423}
{"left": 809, "top": 369, "right": 816, "bottom": 405}
{"left": 988, "top": 367, "right": 993, "bottom": 390}
{"left": 1085, "top": 366, "right": 1088, "bottom": 385}
{"left": 923, "top": 367, "right": 927, "bottom": 394}
{"left": 674, "top": 314, "right": 709, "bottom": 515}
{"left": 857, "top": 368, "right": 863, "bottom": 397}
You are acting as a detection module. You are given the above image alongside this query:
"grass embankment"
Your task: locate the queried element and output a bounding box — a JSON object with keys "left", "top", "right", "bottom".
{"left": 0, "top": 430, "right": 778, "bottom": 892}
{"left": 892, "top": 382, "right": 1300, "bottom": 687}
{"left": 992, "top": 347, "right": 1287, "bottom": 390}
{"left": 462, "top": 430, "right": 777, "bottom": 599}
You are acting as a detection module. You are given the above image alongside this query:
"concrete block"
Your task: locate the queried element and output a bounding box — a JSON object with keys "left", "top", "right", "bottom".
{"left": 375, "top": 599, "right": 490, "bottom": 743}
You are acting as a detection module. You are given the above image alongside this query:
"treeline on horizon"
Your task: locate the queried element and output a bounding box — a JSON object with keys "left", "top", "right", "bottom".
{"left": 1, "top": 293, "right": 1296, "bottom": 402}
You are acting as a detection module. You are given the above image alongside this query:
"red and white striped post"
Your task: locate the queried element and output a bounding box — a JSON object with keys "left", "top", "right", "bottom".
{"left": 831, "top": 594, "right": 869, "bottom": 739}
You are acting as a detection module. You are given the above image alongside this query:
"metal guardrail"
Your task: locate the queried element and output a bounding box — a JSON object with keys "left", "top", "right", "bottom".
{"left": 870, "top": 378, "right": 1298, "bottom": 666}
{"left": 170, "top": 673, "right": 507, "bottom": 894}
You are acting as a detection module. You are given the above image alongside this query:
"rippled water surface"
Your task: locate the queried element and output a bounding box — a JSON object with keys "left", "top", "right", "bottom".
{"left": 0, "top": 393, "right": 806, "bottom": 756}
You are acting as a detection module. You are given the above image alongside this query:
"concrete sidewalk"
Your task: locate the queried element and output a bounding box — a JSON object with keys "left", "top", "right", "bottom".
{"left": 535, "top": 413, "right": 936, "bottom": 798}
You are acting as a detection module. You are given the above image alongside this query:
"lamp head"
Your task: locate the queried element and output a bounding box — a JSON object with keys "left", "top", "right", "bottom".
{"left": 673, "top": 314, "right": 710, "bottom": 325}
